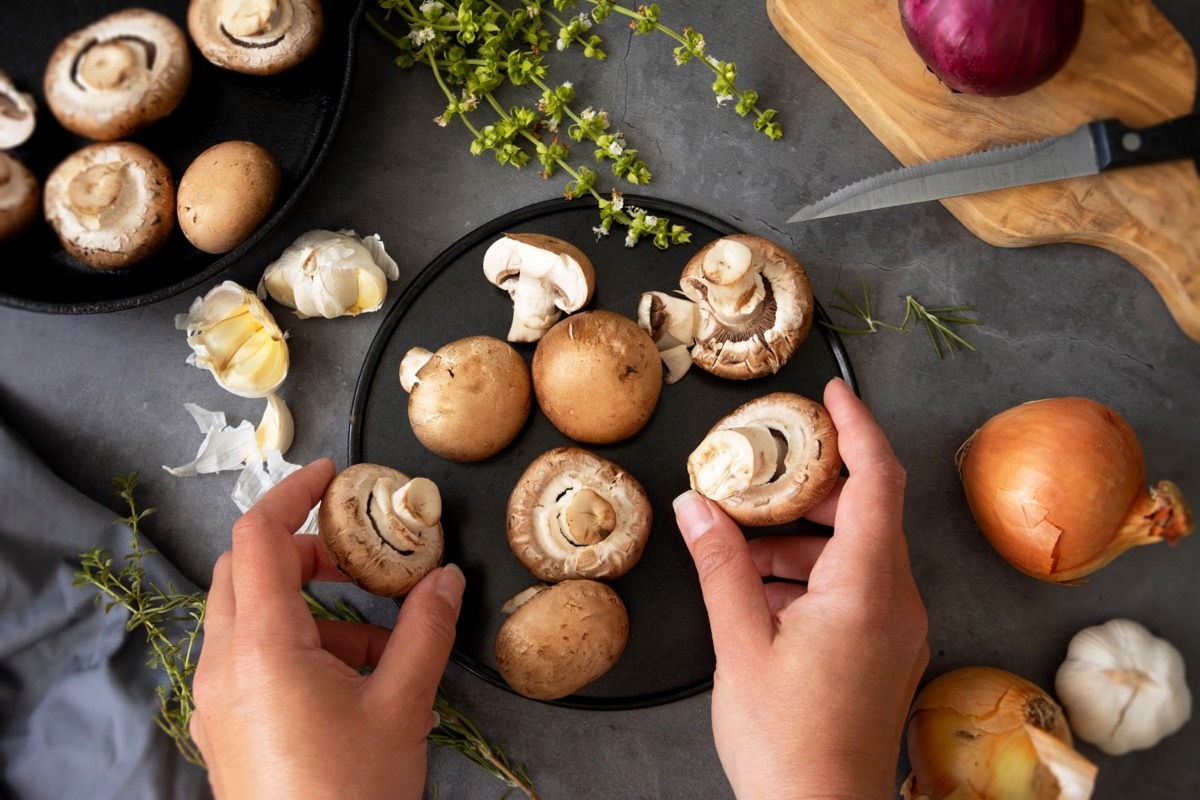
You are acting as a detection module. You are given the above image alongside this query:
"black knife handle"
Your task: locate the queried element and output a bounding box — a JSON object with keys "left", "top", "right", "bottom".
{"left": 1092, "top": 113, "right": 1200, "bottom": 171}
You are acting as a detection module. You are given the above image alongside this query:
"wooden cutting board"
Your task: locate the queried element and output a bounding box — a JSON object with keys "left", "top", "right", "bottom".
{"left": 767, "top": 0, "right": 1200, "bottom": 342}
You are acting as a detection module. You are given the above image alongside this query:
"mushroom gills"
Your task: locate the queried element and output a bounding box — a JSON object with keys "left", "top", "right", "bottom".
{"left": 698, "top": 238, "right": 765, "bottom": 327}
{"left": 689, "top": 425, "right": 786, "bottom": 501}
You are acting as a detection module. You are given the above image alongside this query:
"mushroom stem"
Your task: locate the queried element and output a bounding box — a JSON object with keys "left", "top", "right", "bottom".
{"left": 398, "top": 347, "right": 433, "bottom": 392}
{"left": 699, "top": 238, "right": 765, "bottom": 327}
{"left": 688, "top": 425, "right": 782, "bottom": 501}
{"left": 659, "top": 344, "right": 694, "bottom": 384}
{"left": 392, "top": 476, "right": 442, "bottom": 532}
{"left": 508, "top": 273, "right": 565, "bottom": 342}
{"left": 558, "top": 488, "right": 617, "bottom": 546}
{"left": 638, "top": 291, "right": 699, "bottom": 350}
{"left": 368, "top": 478, "right": 420, "bottom": 552}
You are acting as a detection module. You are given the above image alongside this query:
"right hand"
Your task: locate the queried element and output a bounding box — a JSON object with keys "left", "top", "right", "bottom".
{"left": 673, "top": 378, "right": 929, "bottom": 799}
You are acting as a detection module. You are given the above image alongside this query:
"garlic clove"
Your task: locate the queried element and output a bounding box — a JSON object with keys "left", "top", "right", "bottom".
{"left": 255, "top": 393, "right": 294, "bottom": 457}
{"left": 258, "top": 229, "right": 400, "bottom": 319}
{"left": 163, "top": 403, "right": 259, "bottom": 476}
{"left": 178, "top": 281, "right": 288, "bottom": 398}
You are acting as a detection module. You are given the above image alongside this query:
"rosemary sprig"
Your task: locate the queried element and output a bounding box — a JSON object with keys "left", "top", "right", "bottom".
{"left": 370, "top": 0, "right": 778, "bottom": 247}
{"left": 76, "top": 475, "right": 538, "bottom": 797}
{"left": 822, "top": 279, "right": 982, "bottom": 359}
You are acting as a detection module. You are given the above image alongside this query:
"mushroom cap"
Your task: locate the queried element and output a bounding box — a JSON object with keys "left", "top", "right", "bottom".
{"left": 317, "top": 462, "right": 444, "bottom": 597}
{"left": 0, "top": 153, "right": 40, "bottom": 241}
{"left": 43, "top": 9, "right": 191, "bottom": 141}
{"left": 507, "top": 447, "right": 652, "bottom": 581}
{"left": 494, "top": 580, "right": 629, "bottom": 700}
{"left": 681, "top": 234, "right": 814, "bottom": 380}
{"left": 406, "top": 335, "right": 533, "bottom": 462}
{"left": 0, "top": 71, "right": 37, "bottom": 150}
{"left": 532, "top": 310, "right": 662, "bottom": 444}
{"left": 44, "top": 141, "right": 175, "bottom": 270}
{"left": 177, "top": 140, "right": 281, "bottom": 254}
{"left": 188, "top": 0, "right": 325, "bottom": 76}
{"left": 689, "top": 392, "right": 841, "bottom": 526}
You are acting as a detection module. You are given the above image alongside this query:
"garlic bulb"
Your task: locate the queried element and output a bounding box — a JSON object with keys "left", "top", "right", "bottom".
{"left": 1055, "top": 618, "right": 1192, "bottom": 756}
{"left": 258, "top": 229, "right": 400, "bottom": 319}
{"left": 177, "top": 280, "right": 289, "bottom": 398}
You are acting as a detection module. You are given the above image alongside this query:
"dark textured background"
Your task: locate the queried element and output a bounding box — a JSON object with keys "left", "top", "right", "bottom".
{"left": 1, "top": 0, "right": 1197, "bottom": 796}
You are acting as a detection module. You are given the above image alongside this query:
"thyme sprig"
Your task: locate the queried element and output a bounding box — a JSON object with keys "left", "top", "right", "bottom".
{"left": 370, "top": 0, "right": 780, "bottom": 247}
{"left": 76, "top": 474, "right": 537, "bottom": 797}
{"left": 823, "top": 279, "right": 982, "bottom": 358}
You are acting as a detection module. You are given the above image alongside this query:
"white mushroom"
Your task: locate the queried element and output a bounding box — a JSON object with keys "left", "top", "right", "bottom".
{"left": 43, "top": 142, "right": 175, "bottom": 270}
{"left": 0, "top": 153, "right": 39, "bottom": 241}
{"left": 507, "top": 447, "right": 652, "bottom": 582}
{"left": 494, "top": 580, "right": 629, "bottom": 701}
{"left": 188, "top": 0, "right": 325, "bottom": 76}
{"left": 318, "top": 463, "right": 444, "bottom": 597}
{"left": 687, "top": 392, "right": 841, "bottom": 526}
{"left": 43, "top": 9, "right": 191, "bottom": 141}
{"left": 637, "top": 290, "right": 699, "bottom": 384}
{"left": 483, "top": 232, "right": 596, "bottom": 342}
{"left": 401, "top": 336, "right": 532, "bottom": 462}
{"left": 0, "top": 71, "right": 37, "bottom": 149}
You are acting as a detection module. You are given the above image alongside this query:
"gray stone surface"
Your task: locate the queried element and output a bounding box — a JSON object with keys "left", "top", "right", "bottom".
{"left": 2, "top": 0, "right": 1198, "bottom": 797}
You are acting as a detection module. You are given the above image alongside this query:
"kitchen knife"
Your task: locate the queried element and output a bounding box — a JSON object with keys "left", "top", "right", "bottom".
{"left": 788, "top": 113, "right": 1200, "bottom": 223}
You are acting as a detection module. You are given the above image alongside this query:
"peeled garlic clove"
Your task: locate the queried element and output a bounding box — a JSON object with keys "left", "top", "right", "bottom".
{"left": 258, "top": 229, "right": 400, "bottom": 319}
{"left": 177, "top": 280, "right": 288, "bottom": 398}
{"left": 255, "top": 393, "right": 294, "bottom": 457}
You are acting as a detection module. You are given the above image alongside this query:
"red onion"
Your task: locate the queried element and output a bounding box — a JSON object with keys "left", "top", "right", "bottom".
{"left": 898, "top": 0, "right": 1085, "bottom": 97}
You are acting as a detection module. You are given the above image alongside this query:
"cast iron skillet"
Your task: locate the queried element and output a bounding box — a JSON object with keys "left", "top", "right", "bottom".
{"left": 351, "top": 196, "right": 857, "bottom": 709}
{"left": 0, "top": 0, "right": 365, "bottom": 314}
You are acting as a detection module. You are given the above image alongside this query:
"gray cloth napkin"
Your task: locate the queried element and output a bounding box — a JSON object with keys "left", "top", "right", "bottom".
{"left": 0, "top": 420, "right": 210, "bottom": 800}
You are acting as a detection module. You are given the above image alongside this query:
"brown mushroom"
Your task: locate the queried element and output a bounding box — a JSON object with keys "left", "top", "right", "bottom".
{"left": 482, "top": 232, "right": 595, "bottom": 342}
{"left": 687, "top": 392, "right": 841, "bottom": 526}
{"left": 43, "top": 9, "right": 191, "bottom": 141}
{"left": 494, "top": 580, "right": 629, "bottom": 701}
{"left": 0, "top": 71, "right": 37, "bottom": 150}
{"left": 638, "top": 235, "right": 814, "bottom": 381}
{"left": 318, "top": 463, "right": 444, "bottom": 597}
{"left": 400, "top": 335, "right": 532, "bottom": 462}
{"left": 0, "top": 153, "right": 39, "bottom": 241}
{"left": 188, "top": 0, "right": 325, "bottom": 76}
{"left": 177, "top": 140, "right": 281, "bottom": 254}
{"left": 507, "top": 447, "right": 651, "bottom": 582}
{"left": 531, "top": 310, "right": 661, "bottom": 444}
{"left": 43, "top": 141, "right": 175, "bottom": 270}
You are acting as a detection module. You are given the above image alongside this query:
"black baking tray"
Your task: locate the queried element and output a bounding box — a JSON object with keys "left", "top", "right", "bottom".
{"left": 350, "top": 196, "right": 857, "bottom": 709}
{"left": 0, "top": 0, "right": 365, "bottom": 313}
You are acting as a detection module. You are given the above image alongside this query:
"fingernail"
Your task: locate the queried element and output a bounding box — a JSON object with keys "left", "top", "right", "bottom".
{"left": 436, "top": 563, "right": 466, "bottom": 612}
{"left": 672, "top": 490, "right": 714, "bottom": 543}
{"left": 428, "top": 710, "right": 441, "bottom": 733}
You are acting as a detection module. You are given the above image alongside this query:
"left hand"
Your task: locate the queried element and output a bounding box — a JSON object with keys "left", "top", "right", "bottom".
{"left": 189, "top": 458, "right": 465, "bottom": 800}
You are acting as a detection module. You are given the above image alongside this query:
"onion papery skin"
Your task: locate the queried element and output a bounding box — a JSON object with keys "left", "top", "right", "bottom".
{"left": 902, "top": 667, "right": 1097, "bottom": 800}
{"left": 956, "top": 397, "right": 1192, "bottom": 584}
{"left": 898, "top": 0, "right": 1085, "bottom": 97}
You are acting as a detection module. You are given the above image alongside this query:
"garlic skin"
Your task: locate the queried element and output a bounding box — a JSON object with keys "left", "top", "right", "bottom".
{"left": 177, "top": 281, "right": 289, "bottom": 398}
{"left": 1055, "top": 618, "right": 1192, "bottom": 756}
{"left": 258, "top": 229, "right": 400, "bottom": 319}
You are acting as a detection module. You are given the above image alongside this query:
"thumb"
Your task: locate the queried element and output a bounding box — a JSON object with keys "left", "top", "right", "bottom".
{"left": 673, "top": 491, "right": 773, "bottom": 663}
{"left": 371, "top": 564, "right": 464, "bottom": 713}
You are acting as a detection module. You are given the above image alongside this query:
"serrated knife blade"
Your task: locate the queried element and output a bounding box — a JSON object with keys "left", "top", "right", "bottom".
{"left": 787, "top": 114, "right": 1200, "bottom": 223}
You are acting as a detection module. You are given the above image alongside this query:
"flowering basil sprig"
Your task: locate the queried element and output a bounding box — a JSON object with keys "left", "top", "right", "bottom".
{"left": 370, "top": 0, "right": 780, "bottom": 248}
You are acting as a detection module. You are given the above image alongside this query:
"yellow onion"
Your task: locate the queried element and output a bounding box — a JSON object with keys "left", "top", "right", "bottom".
{"left": 956, "top": 397, "right": 1192, "bottom": 584}
{"left": 902, "top": 666, "right": 1097, "bottom": 800}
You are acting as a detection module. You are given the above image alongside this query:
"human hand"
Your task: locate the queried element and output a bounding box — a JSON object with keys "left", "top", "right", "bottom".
{"left": 673, "top": 378, "right": 929, "bottom": 800}
{"left": 190, "top": 459, "right": 465, "bottom": 800}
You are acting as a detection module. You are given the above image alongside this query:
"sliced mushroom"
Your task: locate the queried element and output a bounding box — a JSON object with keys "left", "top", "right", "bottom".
{"left": 532, "top": 310, "right": 661, "bottom": 444}
{"left": 44, "top": 141, "right": 175, "bottom": 270}
{"left": 43, "top": 9, "right": 191, "bottom": 141}
{"left": 318, "top": 463, "right": 444, "bottom": 597}
{"left": 0, "top": 71, "right": 37, "bottom": 149}
{"left": 401, "top": 335, "right": 532, "bottom": 462}
{"left": 483, "top": 232, "right": 595, "bottom": 342}
{"left": 494, "top": 579, "right": 629, "bottom": 701}
{"left": 188, "top": 0, "right": 325, "bottom": 76}
{"left": 687, "top": 392, "right": 841, "bottom": 526}
{"left": 507, "top": 447, "right": 652, "bottom": 582}
{"left": 637, "top": 290, "right": 699, "bottom": 384}
{"left": 0, "top": 153, "right": 39, "bottom": 241}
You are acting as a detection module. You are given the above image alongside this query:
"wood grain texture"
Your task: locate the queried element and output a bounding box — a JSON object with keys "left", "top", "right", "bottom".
{"left": 768, "top": 0, "right": 1200, "bottom": 341}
